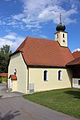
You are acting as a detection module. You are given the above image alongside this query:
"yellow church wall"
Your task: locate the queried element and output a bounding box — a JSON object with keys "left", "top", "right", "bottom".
{"left": 12, "top": 80, "right": 17, "bottom": 91}
{"left": 8, "top": 52, "right": 28, "bottom": 93}
{"left": 8, "top": 53, "right": 72, "bottom": 94}
{"left": 29, "top": 68, "right": 72, "bottom": 92}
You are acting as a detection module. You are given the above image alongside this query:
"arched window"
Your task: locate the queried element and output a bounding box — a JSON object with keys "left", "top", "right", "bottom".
{"left": 56, "top": 34, "right": 58, "bottom": 39}
{"left": 58, "top": 70, "right": 62, "bottom": 80}
{"left": 44, "top": 70, "right": 48, "bottom": 81}
{"left": 63, "top": 34, "right": 65, "bottom": 38}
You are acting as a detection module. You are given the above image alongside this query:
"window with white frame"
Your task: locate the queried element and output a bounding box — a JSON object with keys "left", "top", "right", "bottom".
{"left": 58, "top": 70, "right": 62, "bottom": 80}
{"left": 44, "top": 70, "right": 48, "bottom": 81}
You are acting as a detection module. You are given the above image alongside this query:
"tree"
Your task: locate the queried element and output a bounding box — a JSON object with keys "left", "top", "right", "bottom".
{"left": 0, "top": 45, "right": 12, "bottom": 73}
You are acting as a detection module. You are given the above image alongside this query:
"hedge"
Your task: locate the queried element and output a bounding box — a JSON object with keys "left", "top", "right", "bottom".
{"left": 0, "top": 77, "right": 8, "bottom": 83}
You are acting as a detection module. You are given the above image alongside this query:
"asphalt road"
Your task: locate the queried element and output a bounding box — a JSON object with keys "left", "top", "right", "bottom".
{"left": 0, "top": 96, "right": 77, "bottom": 120}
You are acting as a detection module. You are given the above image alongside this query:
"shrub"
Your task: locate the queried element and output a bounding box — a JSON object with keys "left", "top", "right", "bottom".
{"left": 0, "top": 77, "right": 8, "bottom": 83}
{"left": 0, "top": 77, "right": 2, "bottom": 83}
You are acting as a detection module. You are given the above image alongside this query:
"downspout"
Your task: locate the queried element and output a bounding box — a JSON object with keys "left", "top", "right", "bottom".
{"left": 27, "top": 67, "right": 29, "bottom": 93}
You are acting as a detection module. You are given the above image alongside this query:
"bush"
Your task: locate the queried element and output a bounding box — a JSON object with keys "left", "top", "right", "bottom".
{"left": 0, "top": 77, "right": 2, "bottom": 83}
{"left": 0, "top": 77, "right": 8, "bottom": 83}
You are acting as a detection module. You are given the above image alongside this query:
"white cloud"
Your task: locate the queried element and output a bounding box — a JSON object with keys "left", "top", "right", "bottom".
{"left": 13, "top": 14, "right": 25, "bottom": 21}
{"left": 0, "top": 33, "right": 25, "bottom": 52}
{"left": 38, "top": 5, "right": 77, "bottom": 24}
{"left": 0, "top": 19, "right": 6, "bottom": 25}
{"left": 0, "top": 0, "right": 78, "bottom": 30}
{"left": 4, "top": 33, "right": 17, "bottom": 40}
{"left": 72, "top": 48, "right": 80, "bottom": 53}
{"left": 39, "top": 34, "right": 48, "bottom": 39}
{"left": 11, "top": 0, "right": 78, "bottom": 29}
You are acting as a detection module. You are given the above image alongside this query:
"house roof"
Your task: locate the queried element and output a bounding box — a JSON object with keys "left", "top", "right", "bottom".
{"left": 10, "top": 75, "right": 17, "bottom": 80}
{"left": 14, "top": 37, "right": 74, "bottom": 67}
{"left": 0, "top": 73, "right": 8, "bottom": 77}
{"left": 72, "top": 51, "right": 80, "bottom": 59}
{"left": 67, "top": 57, "right": 80, "bottom": 66}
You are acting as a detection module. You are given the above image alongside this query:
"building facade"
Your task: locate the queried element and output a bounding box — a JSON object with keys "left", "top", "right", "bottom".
{"left": 8, "top": 21, "right": 80, "bottom": 94}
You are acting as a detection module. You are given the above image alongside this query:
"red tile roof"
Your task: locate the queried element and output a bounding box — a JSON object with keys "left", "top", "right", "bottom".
{"left": 72, "top": 51, "right": 80, "bottom": 59}
{"left": 67, "top": 57, "right": 80, "bottom": 66}
{"left": 10, "top": 75, "right": 17, "bottom": 80}
{"left": 0, "top": 73, "right": 8, "bottom": 77}
{"left": 14, "top": 37, "right": 74, "bottom": 67}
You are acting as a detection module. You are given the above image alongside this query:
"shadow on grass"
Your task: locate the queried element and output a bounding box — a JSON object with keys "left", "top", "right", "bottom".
{"left": 0, "top": 110, "right": 21, "bottom": 120}
{"left": 65, "top": 90, "right": 80, "bottom": 99}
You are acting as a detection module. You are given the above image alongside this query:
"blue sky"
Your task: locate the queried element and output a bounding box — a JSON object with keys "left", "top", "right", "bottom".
{"left": 0, "top": 0, "right": 80, "bottom": 52}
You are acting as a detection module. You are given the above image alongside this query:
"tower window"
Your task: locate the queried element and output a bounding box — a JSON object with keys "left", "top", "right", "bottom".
{"left": 56, "top": 34, "right": 58, "bottom": 39}
{"left": 58, "top": 70, "right": 62, "bottom": 80}
{"left": 63, "top": 34, "right": 65, "bottom": 38}
{"left": 44, "top": 70, "right": 48, "bottom": 81}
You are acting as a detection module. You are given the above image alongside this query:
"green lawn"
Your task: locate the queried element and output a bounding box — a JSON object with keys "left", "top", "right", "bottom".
{"left": 24, "top": 88, "right": 80, "bottom": 119}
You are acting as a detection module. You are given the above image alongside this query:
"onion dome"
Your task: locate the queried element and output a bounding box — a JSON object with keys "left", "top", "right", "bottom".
{"left": 56, "top": 22, "right": 66, "bottom": 32}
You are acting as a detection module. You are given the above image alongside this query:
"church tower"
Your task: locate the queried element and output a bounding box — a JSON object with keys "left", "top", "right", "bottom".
{"left": 55, "top": 14, "right": 67, "bottom": 47}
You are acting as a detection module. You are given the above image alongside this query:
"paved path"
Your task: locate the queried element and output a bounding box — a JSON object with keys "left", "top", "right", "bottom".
{"left": 0, "top": 83, "right": 23, "bottom": 98}
{"left": 0, "top": 97, "right": 77, "bottom": 120}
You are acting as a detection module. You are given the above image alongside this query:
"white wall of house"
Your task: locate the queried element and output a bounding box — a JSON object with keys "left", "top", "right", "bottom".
{"left": 29, "top": 68, "right": 72, "bottom": 93}
{"left": 8, "top": 52, "right": 28, "bottom": 93}
{"left": 72, "top": 78, "right": 80, "bottom": 88}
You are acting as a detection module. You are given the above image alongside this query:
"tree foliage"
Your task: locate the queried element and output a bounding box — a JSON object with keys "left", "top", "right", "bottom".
{"left": 0, "top": 45, "right": 12, "bottom": 73}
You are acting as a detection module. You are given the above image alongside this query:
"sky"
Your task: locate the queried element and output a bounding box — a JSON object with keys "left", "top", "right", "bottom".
{"left": 0, "top": 0, "right": 80, "bottom": 52}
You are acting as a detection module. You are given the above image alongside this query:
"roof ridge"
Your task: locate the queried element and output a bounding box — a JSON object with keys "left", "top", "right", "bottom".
{"left": 16, "top": 36, "right": 29, "bottom": 52}
{"left": 27, "top": 36, "right": 55, "bottom": 42}
{"left": 16, "top": 36, "right": 57, "bottom": 52}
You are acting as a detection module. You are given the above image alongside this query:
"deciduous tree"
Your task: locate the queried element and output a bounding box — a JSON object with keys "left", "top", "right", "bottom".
{"left": 0, "top": 45, "right": 12, "bottom": 73}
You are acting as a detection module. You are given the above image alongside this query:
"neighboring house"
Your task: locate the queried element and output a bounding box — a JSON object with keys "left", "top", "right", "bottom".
{"left": 67, "top": 51, "right": 80, "bottom": 88}
{"left": 72, "top": 51, "right": 80, "bottom": 59}
{"left": 8, "top": 21, "right": 80, "bottom": 94}
{"left": 0, "top": 73, "right": 8, "bottom": 77}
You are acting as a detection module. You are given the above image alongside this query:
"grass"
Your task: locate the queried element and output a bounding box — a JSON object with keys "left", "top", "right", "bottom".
{"left": 24, "top": 88, "right": 80, "bottom": 119}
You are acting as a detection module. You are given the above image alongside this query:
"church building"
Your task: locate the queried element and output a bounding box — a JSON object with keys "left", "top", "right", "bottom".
{"left": 8, "top": 18, "right": 80, "bottom": 94}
